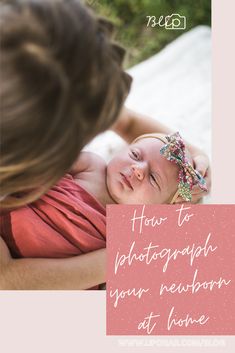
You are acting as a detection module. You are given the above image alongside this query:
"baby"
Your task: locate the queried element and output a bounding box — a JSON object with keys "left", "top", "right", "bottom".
{"left": 73, "top": 131, "right": 207, "bottom": 206}
{"left": 1, "top": 132, "right": 207, "bottom": 260}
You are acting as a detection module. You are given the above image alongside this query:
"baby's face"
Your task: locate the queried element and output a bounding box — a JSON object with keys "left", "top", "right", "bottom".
{"left": 106, "top": 138, "right": 179, "bottom": 204}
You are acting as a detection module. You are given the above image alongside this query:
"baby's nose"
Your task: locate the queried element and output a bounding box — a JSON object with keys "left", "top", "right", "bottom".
{"left": 131, "top": 163, "right": 147, "bottom": 181}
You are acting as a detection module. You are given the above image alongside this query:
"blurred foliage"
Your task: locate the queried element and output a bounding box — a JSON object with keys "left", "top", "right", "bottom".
{"left": 86, "top": 0, "right": 211, "bottom": 68}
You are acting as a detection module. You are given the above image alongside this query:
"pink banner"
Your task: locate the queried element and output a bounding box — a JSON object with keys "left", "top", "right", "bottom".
{"left": 107, "top": 205, "right": 235, "bottom": 335}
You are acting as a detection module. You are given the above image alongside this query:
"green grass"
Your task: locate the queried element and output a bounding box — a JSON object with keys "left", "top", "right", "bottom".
{"left": 87, "top": 0, "right": 211, "bottom": 68}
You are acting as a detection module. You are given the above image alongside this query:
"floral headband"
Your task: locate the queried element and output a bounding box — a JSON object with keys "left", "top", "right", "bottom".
{"left": 132, "top": 132, "right": 207, "bottom": 203}
{"left": 159, "top": 132, "right": 207, "bottom": 202}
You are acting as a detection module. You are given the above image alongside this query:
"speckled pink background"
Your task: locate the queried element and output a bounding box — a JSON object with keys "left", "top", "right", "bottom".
{"left": 107, "top": 205, "right": 235, "bottom": 335}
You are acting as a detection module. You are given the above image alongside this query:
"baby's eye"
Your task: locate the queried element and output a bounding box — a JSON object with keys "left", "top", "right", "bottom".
{"left": 130, "top": 149, "right": 140, "bottom": 160}
{"left": 150, "top": 173, "right": 160, "bottom": 189}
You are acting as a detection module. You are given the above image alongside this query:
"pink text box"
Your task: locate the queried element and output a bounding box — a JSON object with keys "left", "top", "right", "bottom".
{"left": 107, "top": 205, "right": 235, "bottom": 335}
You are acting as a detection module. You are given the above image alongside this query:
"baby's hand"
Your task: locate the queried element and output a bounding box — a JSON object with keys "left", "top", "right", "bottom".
{"left": 175, "top": 147, "right": 211, "bottom": 204}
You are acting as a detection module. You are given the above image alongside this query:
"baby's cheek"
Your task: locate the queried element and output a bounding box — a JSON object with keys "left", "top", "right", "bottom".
{"left": 142, "top": 188, "right": 160, "bottom": 204}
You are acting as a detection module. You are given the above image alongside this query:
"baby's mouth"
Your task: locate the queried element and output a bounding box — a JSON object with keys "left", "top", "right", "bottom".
{"left": 120, "top": 172, "right": 133, "bottom": 190}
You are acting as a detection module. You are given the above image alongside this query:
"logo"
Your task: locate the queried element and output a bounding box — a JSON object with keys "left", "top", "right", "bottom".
{"left": 146, "top": 14, "right": 186, "bottom": 30}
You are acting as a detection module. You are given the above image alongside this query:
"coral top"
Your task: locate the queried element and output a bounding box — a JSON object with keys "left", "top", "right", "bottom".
{"left": 0, "top": 174, "right": 106, "bottom": 259}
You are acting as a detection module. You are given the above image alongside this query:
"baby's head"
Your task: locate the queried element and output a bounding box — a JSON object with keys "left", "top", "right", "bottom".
{"left": 106, "top": 132, "right": 207, "bottom": 204}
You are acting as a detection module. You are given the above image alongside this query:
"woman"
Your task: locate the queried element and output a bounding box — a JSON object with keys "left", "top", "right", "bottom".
{"left": 0, "top": 0, "right": 211, "bottom": 289}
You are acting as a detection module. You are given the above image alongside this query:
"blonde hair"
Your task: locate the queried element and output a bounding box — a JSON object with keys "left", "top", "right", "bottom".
{"left": 0, "top": 0, "right": 132, "bottom": 208}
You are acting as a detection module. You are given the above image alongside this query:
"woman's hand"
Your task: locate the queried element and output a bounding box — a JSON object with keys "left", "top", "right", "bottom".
{"left": 175, "top": 145, "right": 211, "bottom": 204}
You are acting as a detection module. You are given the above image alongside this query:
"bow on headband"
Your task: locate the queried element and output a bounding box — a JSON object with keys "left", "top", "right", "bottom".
{"left": 160, "top": 132, "right": 208, "bottom": 201}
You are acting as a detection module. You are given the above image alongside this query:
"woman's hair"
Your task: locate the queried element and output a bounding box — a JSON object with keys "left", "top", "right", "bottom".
{"left": 0, "top": 0, "right": 132, "bottom": 208}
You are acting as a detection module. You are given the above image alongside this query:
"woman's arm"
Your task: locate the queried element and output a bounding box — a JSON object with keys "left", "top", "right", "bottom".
{"left": 111, "top": 107, "right": 172, "bottom": 143}
{"left": 112, "top": 106, "right": 211, "bottom": 203}
{"left": 0, "top": 236, "right": 106, "bottom": 290}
